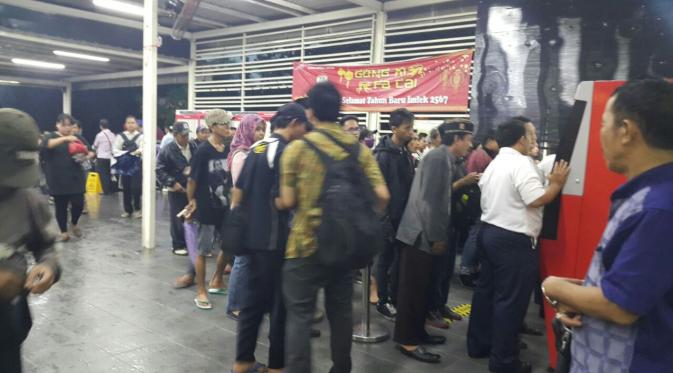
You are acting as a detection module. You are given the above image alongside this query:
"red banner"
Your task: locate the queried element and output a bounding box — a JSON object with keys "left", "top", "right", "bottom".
{"left": 292, "top": 50, "right": 473, "bottom": 112}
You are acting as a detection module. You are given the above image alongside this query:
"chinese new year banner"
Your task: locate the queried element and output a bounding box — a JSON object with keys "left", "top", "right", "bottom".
{"left": 292, "top": 50, "right": 473, "bottom": 112}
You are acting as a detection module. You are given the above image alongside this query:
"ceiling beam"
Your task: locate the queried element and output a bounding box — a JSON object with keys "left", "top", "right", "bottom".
{"left": 0, "top": 74, "right": 66, "bottom": 87}
{"left": 191, "top": 16, "right": 227, "bottom": 29}
{"left": 198, "top": 2, "right": 267, "bottom": 23}
{"left": 262, "top": 0, "right": 316, "bottom": 14}
{"left": 68, "top": 65, "right": 188, "bottom": 82}
{"left": 193, "top": 7, "right": 376, "bottom": 39}
{"left": 0, "top": 0, "right": 190, "bottom": 38}
{"left": 0, "top": 27, "right": 188, "bottom": 66}
{"left": 383, "top": 0, "right": 460, "bottom": 12}
{"left": 344, "top": 0, "right": 383, "bottom": 11}
{"left": 172, "top": 0, "right": 203, "bottom": 40}
{"left": 234, "top": 0, "right": 303, "bottom": 17}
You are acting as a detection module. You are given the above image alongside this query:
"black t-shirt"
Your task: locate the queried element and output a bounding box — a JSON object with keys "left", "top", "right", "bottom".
{"left": 190, "top": 141, "right": 231, "bottom": 225}
{"left": 235, "top": 134, "right": 289, "bottom": 251}
{"left": 40, "top": 132, "right": 90, "bottom": 196}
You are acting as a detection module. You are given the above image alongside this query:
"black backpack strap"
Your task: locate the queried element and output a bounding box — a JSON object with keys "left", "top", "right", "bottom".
{"left": 121, "top": 133, "right": 130, "bottom": 142}
{"left": 131, "top": 133, "right": 141, "bottom": 143}
{"left": 316, "top": 129, "right": 360, "bottom": 158}
{"left": 303, "top": 137, "right": 334, "bottom": 167}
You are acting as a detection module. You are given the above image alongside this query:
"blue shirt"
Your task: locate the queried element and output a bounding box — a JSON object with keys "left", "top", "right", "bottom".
{"left": 571, "top": 162, "right": 673, "bottom": 373}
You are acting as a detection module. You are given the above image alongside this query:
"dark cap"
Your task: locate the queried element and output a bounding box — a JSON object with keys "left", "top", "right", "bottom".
{"left": 438, "top": 120, "right": 474, "bottom": 137}
{"left": 0, "top": 109, "right": 41, "bottom": 188}
{"left": 271, "top": 102, "right": 308, "bottom": 129}
{"left": 171, "top": 121, "right": 190, "bottom": 136}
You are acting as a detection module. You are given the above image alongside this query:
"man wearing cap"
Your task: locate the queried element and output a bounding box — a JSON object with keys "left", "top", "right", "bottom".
{"left": 184, "top": 109, "right": 233, "bottom": 310}
{"left": 157, "top": 122, "right": 196, "bottom": 257}
{"left": 393, "top": 120, "right": 475, "bottom": 364}
{"left": 467, "top": 117, "right": 569, "bottom": 373}
{"left": 0, "top": 109, "right": 61, "bottom": 373}
{"left": 229, "top": 103, "right": 309, "bottom": 373}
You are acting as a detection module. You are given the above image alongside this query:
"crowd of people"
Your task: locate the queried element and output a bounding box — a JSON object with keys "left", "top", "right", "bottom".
{"left": 1, "top": 78, "right": 673, "bottom": 373}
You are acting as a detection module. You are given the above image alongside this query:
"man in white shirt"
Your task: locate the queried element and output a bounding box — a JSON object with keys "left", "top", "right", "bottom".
{"left": 92, "top": 119, "right": 116, "bottom": 194}
{"left": 466, "top": 117, "right": 569, "bottom": 373}
{"left": 114, "top": 115, "right": 144, "bottom": 218}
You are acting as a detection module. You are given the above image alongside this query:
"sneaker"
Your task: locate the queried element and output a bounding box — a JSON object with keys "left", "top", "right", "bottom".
{"left": 172, "top": 248, "right": 188, "bottom": 256}
{"left": 132, "top": 211, "right": 142, "bottom": 219}
{"left": 425, "top": 311, "right": 450, "bottom": 329}
{"left": 121, "top": 212, "right": 131, "bottom": 218}
{"left": 376, "top": 302, "right": 397, "bottom": 321}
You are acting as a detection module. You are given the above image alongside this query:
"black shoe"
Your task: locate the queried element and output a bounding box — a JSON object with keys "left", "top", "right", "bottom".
{"left": 440, "top": 306, "right": 463, "bottom": 321}
{"left": 490, "top": 360, "right": 532, "bottom": 373}
{"left": 226, "top": 310, "right": 240, "bottom": 321}
{"left": 395, "top": 345, "right": 441, "bottom": 364}
{"left": 520, "top": 323, "right": 544, "bottom": 336}
{"left": 459, "top": 273, "right": 476, "bottom": 288}
{"left": 376, "top": 302, "right": 397, "bottom": 321}
{"left": 311, "top": 329, "right": 321, "bottom": 338}
{"left": 519, "top": 340, "right": 528, "bottom": 350}
{"left": 421, "top": 334, "right": 446, "bottom": 345}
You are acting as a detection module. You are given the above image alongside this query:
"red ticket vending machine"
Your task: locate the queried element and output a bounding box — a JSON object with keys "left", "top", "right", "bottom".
{"left": 539, "top": 81, "right": 627, "bottom": 365}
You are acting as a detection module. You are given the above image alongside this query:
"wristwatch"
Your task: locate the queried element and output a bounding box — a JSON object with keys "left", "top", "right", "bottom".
{"left": 541, "top": 285, "right": 559, "bottom": 308}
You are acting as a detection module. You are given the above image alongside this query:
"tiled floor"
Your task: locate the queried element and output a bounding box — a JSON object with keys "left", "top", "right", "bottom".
{"left": 21, "top": 192, "right": 550, "bottom": 372}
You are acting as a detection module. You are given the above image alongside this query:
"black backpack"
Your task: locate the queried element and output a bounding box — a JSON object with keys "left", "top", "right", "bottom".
{"left": 303, "top": 130, "right": 383, "bottom": 269}
{"left": 121, "top": 133, "right": 141, "bottom": 153}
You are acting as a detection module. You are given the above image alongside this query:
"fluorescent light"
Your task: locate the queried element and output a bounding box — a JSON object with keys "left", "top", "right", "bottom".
{"left": 0, "top": 80, "right": 19, "bottom": 85}
{"left": 11, "top": 58, "right": 65, "bottom": 70}
{"left": 53, "top": 50, "right": 110, "bottom": 62}
{"left": 93, "top": 0, "right": 144, "bottom": 17}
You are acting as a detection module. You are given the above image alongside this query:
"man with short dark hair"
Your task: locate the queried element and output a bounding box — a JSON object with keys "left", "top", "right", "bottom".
{"left": 467, "top": 117, "right": 570, "bottom": 373}
{"left": 157, "top": 122, "right": 196, "bottom": 256}
{"left": 339, "top": 115, "right": 360, "bottom": 139}
{"left": 230, "top": 103, "right": 309, "bottom": 373}
{"left": 393, "top": 121, "right": 475, "bottom": 363}
{"left": 373, "top": 107, "right": 415, "bottom": 320}
{"left": 114, "top": 115, "right": 143, "bottom": 218}
{"left": 542, "top": 79, "right": 673, "bottom": 372}
{"left": 280, "top": 82, "right": 389, "bottom": 373}
{"left": 93, "top": 119, "right": 116, "bottom": 194}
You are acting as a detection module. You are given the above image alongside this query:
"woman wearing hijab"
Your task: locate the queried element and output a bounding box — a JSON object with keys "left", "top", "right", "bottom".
{"left": 226, "top": 114, "right": 267, "bottom": 320}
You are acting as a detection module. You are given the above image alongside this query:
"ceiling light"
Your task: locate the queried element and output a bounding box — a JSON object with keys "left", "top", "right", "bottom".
{"left": 53, "top": 50, "right": 110, "bottom": 62}
{"left": 0, "top": 80, "right": 20, "bottom": 85}
{"left": 93, "top": 0, "right": 144, "bottom": 17}
{"left": 11, "top": 58, "right": 65, "bottom": 70}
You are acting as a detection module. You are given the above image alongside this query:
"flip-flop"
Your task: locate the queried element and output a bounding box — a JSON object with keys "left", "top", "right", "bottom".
{"left": 208, "top": 287, "right": 227, "bottom": 295}
{"left": 194, "top": 298, "right": 213, "bottom": 310}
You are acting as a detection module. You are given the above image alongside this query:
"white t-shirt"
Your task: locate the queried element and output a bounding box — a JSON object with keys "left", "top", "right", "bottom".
{"left": 479, "top": 147, "right": 546, "bottom": 237}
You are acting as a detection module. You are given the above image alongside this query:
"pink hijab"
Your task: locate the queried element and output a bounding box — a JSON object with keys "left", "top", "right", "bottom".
{"left": 227, "top": 114, "right": 263, "bottom": 170}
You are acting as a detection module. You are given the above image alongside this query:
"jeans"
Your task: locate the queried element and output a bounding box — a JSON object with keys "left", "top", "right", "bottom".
{"left": 167, "top": 192, "right": 188, "bottom": 249}
{"left": 375, "top": 238, "right": 400, "bottom": 305}
{"left": 121, "top": 174, "right": 141, "bottom": 214}
{"left": 283, "top": 256, "right": 354, "bottom": 373}
{"left": 460, "top": 221, "right": 481, "bottom": 275}
{"left": 466, "top": 223, "right": 539, "bottom": 372}
{"left": 227, "top": 255, "right": 251, "bottom": 313}
{"left": 53, "top": 193, "right": 84, "bottom": 233}
{"left": 236, "top": 251, "right": 286, "bottom": 369}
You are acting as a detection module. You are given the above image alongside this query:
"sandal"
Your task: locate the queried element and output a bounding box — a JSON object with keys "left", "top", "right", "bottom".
{"left": 194, "top": 298, "right": 213, "bottom": 310}
{"left": 208, "top": 287, "right": 227, "bottom": 295}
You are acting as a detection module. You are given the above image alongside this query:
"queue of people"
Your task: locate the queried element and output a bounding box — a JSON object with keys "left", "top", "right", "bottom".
{"left": 2, "top": 77, "right": 672, "bottom": 373}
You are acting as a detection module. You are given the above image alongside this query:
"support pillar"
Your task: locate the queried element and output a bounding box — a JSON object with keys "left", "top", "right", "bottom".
{"left": 142, "top": 0, "right": 158, "bottom": 249}
{"left": 188, "top": 39, "right": 196, "bottom": 110}
{"left": 367, "top": 11, "right": 386, "bottom": 133}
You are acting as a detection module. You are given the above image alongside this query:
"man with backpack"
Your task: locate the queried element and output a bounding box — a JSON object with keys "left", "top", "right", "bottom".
{"left": 372, "top": 108, "right": 416, "bottom": 320}
{"left": 279, "top": 82, "right": 390, "bottom": 373}
{"left": 393, "top": 121, "right": 475, "bottom": 364}
{"left": 114, "top": 115, "right": 143, "bottom": 218}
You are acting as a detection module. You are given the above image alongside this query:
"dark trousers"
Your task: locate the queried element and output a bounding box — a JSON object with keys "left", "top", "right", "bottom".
{"left": 168, "top": 191, "right": 188, "bottom": 249}
{"left": 121, "top": 174, "right": 141, "bottom": 214}
{"left": 96, "top": 158, "right": 113, "bottom": 194}
{"left": 236, "top": 250, "right": 286, "bottom": 369}
{"left": 467, "top": 223, "right": 538, "bottom": 372}
{"left": 375, "top": 238, "right": 400, "bottom": 305}
{"left": 460, "top": 220, "right": 481, "bottom": 275}
{"left": 53, "top": 193, "right": 85, "bottom": 233}
{"left": 394, "top": 245, "right": 434, "bottom": 346}
{"left": 0, "top": 344, "right": 21, "bottom": 373}
{"left": 283, "top": 256, "right": 354, "bottom": 373}
{"left": 429, "top": 229, "right": 457, "bottom": 313}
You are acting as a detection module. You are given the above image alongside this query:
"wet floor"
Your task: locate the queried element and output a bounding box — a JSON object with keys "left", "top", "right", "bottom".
{"left": 21, "top": 192, "right": 549, "bottom": 372}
